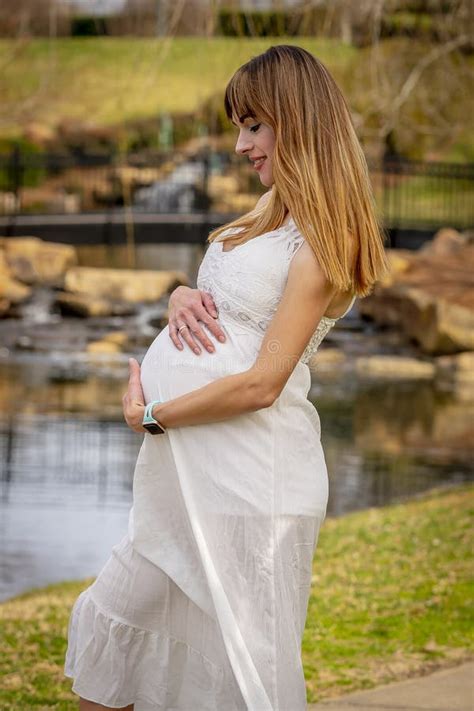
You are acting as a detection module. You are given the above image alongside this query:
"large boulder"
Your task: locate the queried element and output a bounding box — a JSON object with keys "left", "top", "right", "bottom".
{"left": 2, "top": 237, "right": 78, "bottom": 287}
{"left": 435, "top": 351, "right": 474, "bottom": 401}
{"left": 86, "top": 331, "right": 131, "bottom": 357}
{"left": 0, "top": 249, "right": 32, "bottom": 316}
{"left": 307, "top": 347, "right": 348, "bottom": 379}
{"left": 54, "top": 291, "right": 136, "bottom": 318}
{"left": 359, "top": 229, "right": 474, "bottom": 355}
{"left": 63, "top": 267, "right": 188, "bottom": 304}
{"left": 418, "top": 227, "right": 468, "bottom": 256}
{"left": 378, "top": 249, "right": 414, "bottom": 287}
{"left": 355, "top": 355, "right": 435, "bottom": 380}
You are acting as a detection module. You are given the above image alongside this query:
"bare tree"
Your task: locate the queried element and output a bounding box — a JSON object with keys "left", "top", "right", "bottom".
{"left": 0, "top": 0, "right": 71, "bottom": 37}
{"left": 353, "top": 0, "right": 472, "bottom": 158}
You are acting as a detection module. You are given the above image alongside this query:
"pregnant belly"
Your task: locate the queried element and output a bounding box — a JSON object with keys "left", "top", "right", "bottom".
{"left": 137, "top": 322, "right": 325, "bottom": 517}
{"left": 139, "top": 321, "right": 260, "bottom": 404}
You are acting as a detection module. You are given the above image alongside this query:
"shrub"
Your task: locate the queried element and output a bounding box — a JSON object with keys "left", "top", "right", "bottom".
{"left": 71, "top": 16, "right": 108, "bottom": 37}
{"left": 0, "top": 138, "right": 46, "bottom": 191}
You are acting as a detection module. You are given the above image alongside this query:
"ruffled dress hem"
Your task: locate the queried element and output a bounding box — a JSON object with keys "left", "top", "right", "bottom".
{"left": 64, "top": 584, "right": 229, "bottom": 710}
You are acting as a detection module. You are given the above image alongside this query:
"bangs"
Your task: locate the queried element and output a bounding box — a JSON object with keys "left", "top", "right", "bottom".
{"left": 224, "top": 68, "right": 258, "bottom": 124}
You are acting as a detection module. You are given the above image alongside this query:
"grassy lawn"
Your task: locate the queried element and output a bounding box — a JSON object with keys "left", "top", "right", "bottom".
{"left": 0, "top": 484, "right": 472, "bottom": 708}
{"left": 303, "top": 484, "right": 473, "bottom": 701}
{"left": 0, "top": 37, "right": 355, "bottom": 136}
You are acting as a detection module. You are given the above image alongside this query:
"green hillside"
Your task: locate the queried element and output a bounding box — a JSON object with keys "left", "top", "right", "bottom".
{"left": 0, "top": 37, "right": 355, "bottom": 135}
{"left": 0, "top": 37, "right": 471, "bottom": 161}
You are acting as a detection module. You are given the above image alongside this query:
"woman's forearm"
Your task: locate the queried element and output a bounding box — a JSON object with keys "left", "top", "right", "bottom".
{"left": 152, "top": 368, "right": 275, "bottom": 429}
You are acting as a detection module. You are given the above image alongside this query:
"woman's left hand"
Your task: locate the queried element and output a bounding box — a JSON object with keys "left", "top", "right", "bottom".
{"left": 122, "top": 358, "right": 146, "bottom": 433}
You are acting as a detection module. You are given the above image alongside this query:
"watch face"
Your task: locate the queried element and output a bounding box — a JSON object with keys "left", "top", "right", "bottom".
{"left": 143, "top": 422, "right": 165, "bottom": 435}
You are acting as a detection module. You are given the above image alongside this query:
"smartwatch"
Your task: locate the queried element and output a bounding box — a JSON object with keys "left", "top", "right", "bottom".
{"left": 142, "top": 400, "right": 166, "bottom": 435}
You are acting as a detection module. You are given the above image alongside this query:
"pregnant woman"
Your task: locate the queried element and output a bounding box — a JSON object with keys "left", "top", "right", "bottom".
{"left": 64, "top": 45, "right": 389, "bottom": 710}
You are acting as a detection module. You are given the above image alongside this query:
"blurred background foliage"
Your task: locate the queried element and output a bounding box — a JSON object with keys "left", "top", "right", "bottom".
{"left": 0, "top": 0, "right": 472, "bottom": 163}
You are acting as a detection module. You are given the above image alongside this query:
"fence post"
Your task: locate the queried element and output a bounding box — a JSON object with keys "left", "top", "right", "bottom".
{"left": 381, "top": 155, "right": 392, "bottom": 248}
{"left": 202, "top": 148, "right": 209, "bottom": 203}
{"left": 9, "top": 145, "right": 22, "bottom": 214}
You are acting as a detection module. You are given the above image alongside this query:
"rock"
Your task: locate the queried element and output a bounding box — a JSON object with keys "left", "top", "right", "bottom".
{"left": 378, "top": 249, "right": 415, "bottom": 287}
{"left": 207, "top": 174, "right": 239, "bottom": 199}
{"left": 0, "top": 249, "right": 32, "bottom": 312}
{"left": 307, "top": 347, "right": 348, "bottom": 381}
{"left": 307, "top": 347, "right": 347, "bottom": 371}
{"left": 49, "top": 192, "right": 81, "bottom": 214}
{"left": 148, "top": 310, "right": 169, "bottom": 330}
{"left": 102, "top": 331, "right": 129, "bottom": 348}
{"left": 359, "top": 241, "right": 474, "bottom": 354}
{"left": 436, "top": 350, "right": 474, "bottom": 375}
{"left": 355, "top": 355, "right": 435, "bottom": 380}
{"left": 419, "top": 227, "right": 466, "bottom": 256}
{"left": 86, "top": 330, "right": 131, "bottom": 355}
{"left": 87, "top": 339, "right": 122, "bottom": 355}
{"left": 3, "top": 237, "right": 78, "bottom": 287}
{"left": 462, "top": 229, "right": 474, "bottom": 245}
{"left": 215, "top": 193, "right": 261, "bottom": 214}
{"left": 15, "top": 335, "right": 35, "bottom": 350}
{"left": 23, "top": 122, "right": 56, "bottom": 147}
{"left": 64, "top": 267, "right": 188, "bottom": 304}
{"left": 0, "top": 298, "right": 10, "bottom": 317}
{"left": 55, "top": 292, "right": 136, "bottom": 318}
{"left": 398, "top": 285, "right": 473, "bottom": 354}
{"left": 0, "top": 191, "right": 19, "bottom": 213}
{"left": 111, "top": 165, "right": 162, "bottom": 188}
{"left": 56, "top": 118, "right": 122, "bottom": 148}
{"left": 359, "top": 284, "right": 474, "bottom": 355}
{"left": 435, "top": 351, "right": 474, "bottom": 400}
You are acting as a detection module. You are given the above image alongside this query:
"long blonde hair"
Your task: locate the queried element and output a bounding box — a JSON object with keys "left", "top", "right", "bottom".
{"left": 207, "top": 44, "right": 389, "bottom": 297}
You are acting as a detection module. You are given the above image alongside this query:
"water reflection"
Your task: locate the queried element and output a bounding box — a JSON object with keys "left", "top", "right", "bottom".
{"left": 0, "top": 362, "right": 472, "bottom": 601}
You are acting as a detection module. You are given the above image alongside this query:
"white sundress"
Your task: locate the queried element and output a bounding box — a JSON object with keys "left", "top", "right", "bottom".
{"left": 64, "top": 217, "right": 356, "bottom": 710}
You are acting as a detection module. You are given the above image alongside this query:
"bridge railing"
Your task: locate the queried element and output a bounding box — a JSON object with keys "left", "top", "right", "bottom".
{"left": 0, "top": 147, "right": 472, "bottom": 231}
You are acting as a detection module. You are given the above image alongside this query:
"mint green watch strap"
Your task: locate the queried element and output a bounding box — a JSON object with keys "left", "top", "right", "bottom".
{"left": 142, "top": 400, "right": 163, "bottom": 426}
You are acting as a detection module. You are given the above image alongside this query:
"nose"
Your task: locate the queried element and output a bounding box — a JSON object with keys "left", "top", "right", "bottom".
{"left": 235, "top": 129, "right": 253, "bottom": 156}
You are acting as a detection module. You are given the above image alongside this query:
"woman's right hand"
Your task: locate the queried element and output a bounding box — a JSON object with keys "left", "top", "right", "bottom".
{"left": 168, "top": 285, "right": 226, "bottom": 355}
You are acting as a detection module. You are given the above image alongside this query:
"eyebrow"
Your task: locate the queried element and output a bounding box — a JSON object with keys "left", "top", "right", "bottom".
{"left": 231, "top": 113, "right": 254, "bottom": 126}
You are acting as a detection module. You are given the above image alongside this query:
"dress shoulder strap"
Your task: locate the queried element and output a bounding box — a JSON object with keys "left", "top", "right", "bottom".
{"left": 282, "top": 218, "right": 306, "bottom": 267}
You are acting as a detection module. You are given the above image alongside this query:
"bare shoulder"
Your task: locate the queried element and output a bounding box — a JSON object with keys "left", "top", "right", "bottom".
{"left": 288, "top": 240, "right": 336, "bottom": 297}
{"left": 288, "top": 234, "right": 356, "bottom": 316}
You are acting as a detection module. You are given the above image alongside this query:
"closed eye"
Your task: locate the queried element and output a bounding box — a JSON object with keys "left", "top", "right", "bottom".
{"left": 250, "top": 124, "right": 261, "bottom": 133}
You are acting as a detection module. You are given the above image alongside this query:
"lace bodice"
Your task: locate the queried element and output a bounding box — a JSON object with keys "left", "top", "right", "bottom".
{"left": 197, "top": 218, "right": 355, "bottom": 364}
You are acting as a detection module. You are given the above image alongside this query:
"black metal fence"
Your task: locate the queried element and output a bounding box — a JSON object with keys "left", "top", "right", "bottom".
{"left": 376, "top": 158, "right": 474, "bottom": 231}
{"left": 0, "top": 147, "right": 473, "bottom": 231}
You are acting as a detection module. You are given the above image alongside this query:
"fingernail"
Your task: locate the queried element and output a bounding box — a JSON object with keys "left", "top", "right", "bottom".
{"left": 219, "top": 335, "right": 225, "bottom": 342}
{"left": 194, "top": 348, "right": 200, "bottom": 355}
{"left": 207, "top": 346, "right": 214, "bottom": 353}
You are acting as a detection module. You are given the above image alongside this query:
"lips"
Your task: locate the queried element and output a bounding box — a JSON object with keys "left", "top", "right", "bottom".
{"left": 251, "top": 156, "right": 266, "bottom": 169}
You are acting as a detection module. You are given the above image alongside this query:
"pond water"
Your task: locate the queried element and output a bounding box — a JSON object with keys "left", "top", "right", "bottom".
{"left": 1, "top": 344, "right": 472, "bottom": 602}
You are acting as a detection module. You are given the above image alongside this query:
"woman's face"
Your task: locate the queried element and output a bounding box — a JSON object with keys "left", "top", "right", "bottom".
{"left": 232, "top": 114, "right": 276, "bottom": 187}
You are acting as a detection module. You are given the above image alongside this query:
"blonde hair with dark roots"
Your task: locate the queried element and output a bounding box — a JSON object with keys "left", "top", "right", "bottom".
{"left": 207, "top": 44, "right": 390, "bottom": 297}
